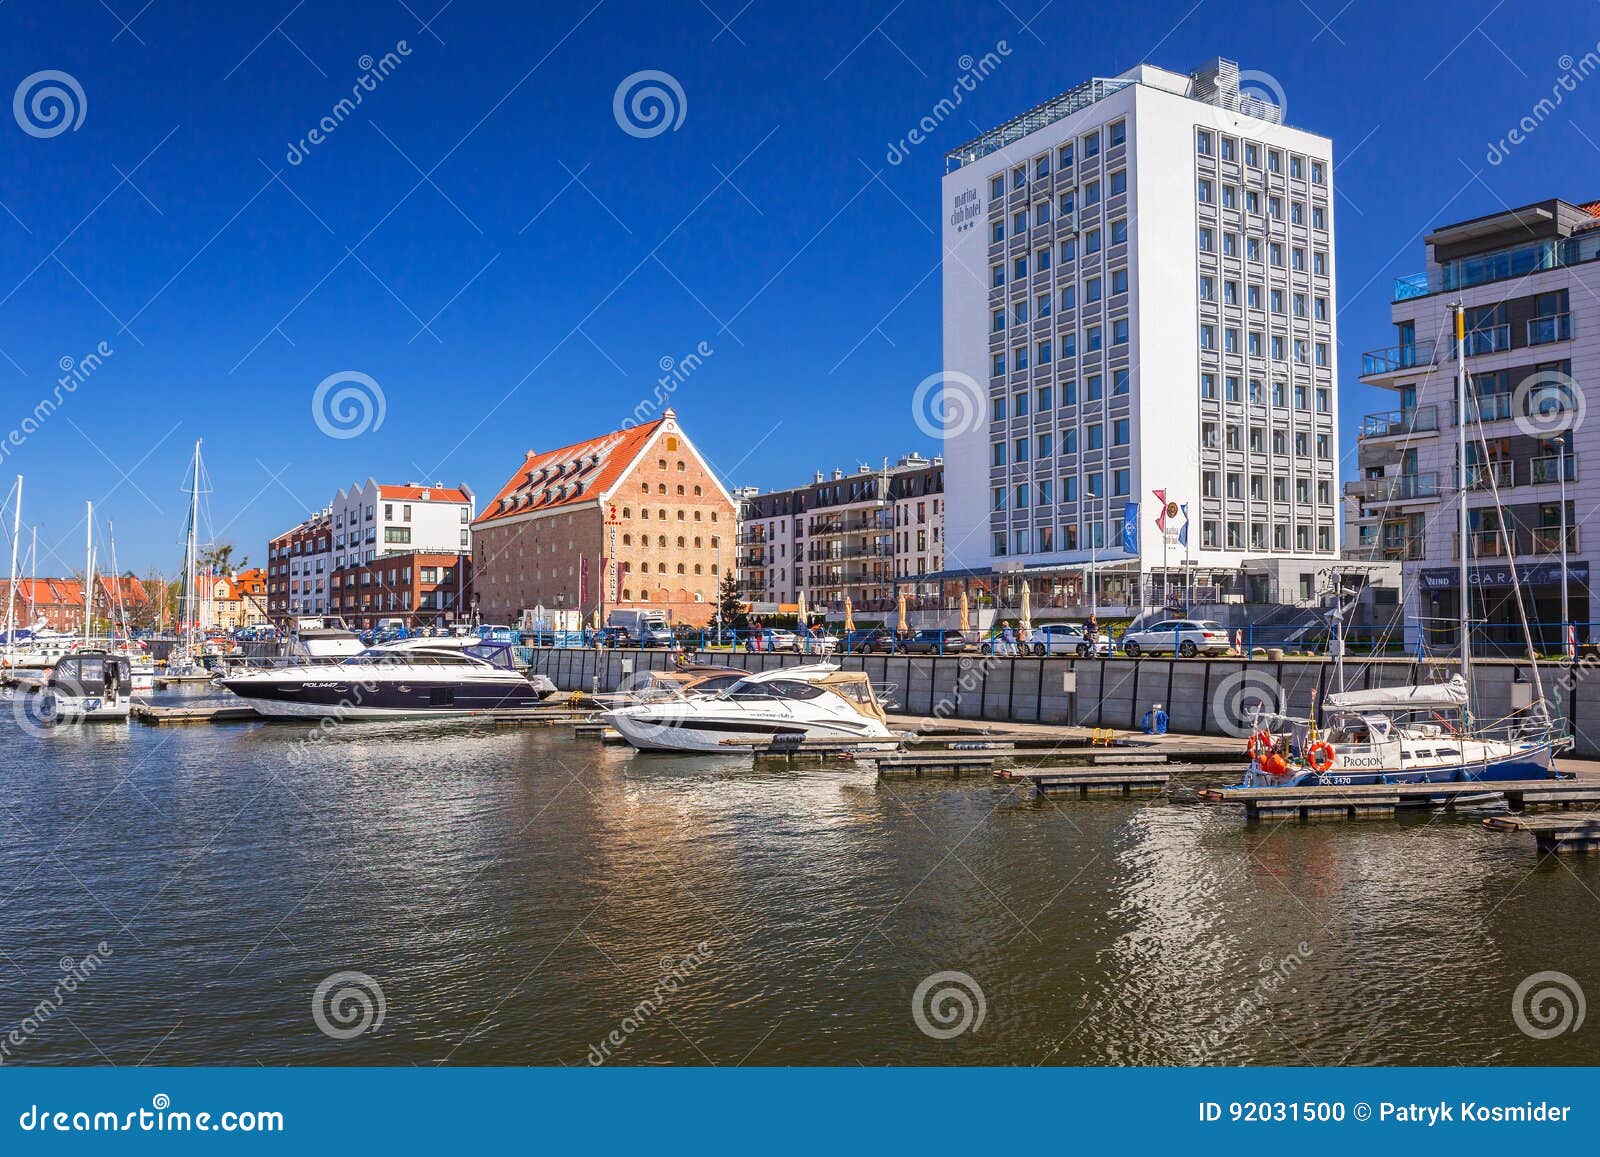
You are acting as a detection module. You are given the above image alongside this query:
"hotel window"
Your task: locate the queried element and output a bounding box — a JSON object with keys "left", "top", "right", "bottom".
{"left": 1084, "top": 228, "right": 1101, "bottom": 254}
{"left": 992, "top": 443, "right": 1006, "bottom": 466}
{"left": 1113, "top": 368, "right": 1128, "bottom": 394}
{"left": 1083, "top": 131, "right": 1099, "bottom": 158}
{"left": 1203, "top": 471, "right": 1219, "bottom": 497}
{"left": 1269, "top": 195, "right": 1282, "bottom": 219}
{"left": 1290, "top": 155, "right": 1303, "bottom": 179}
{"left": 990, "top": 175, "right": 1005, "bottom": 199}
{"left": 1268, "top": 149, "right": 1282, "bottom": 173}
{"left": 1109, "top": 168, "right": 1126, "bottom": 194}
{"left": 1014, "top": 300, "right": 1029, "bottom": 325}
{"left": 1244, "top": 142, "right": 1259, "bottom": 167}
{"left": 1013, "top": 529, "right": 1031, "bottom": 555}
{"left": 1064, "top": 477, "right": 1078, "bottom": 501}
{"left": 1248, "top": 331, "right": 1262, "bottom": 356}
{"left": 1013, "top": 255, "right": 1027, "bottom": 279}
{"left": 1037, "top": 292, "right": 1052, "bottom": 319}
{"left": 1315, "top": 343, "right": 1329, "bottom": 367}
{"left": 993, "top": 309, "right": 1005, "bottom": 333}
{"left": 1247, "top": 237, "right": 1262, "bottom": 261}
{"left": 1227, "top": 522, "right": 1243, "bottom": 549}
{"left": 1086, "top": 423, "right": 1103, "bottom": 450}
{"left": 1108, "top": 119, "right": 1125, "bottom": 146}
{"left": 1036, "top": 200, "right": 1051, "bottom": 224}
{"left": 1313, "top": 250, "right": 1328, "bottom": 275}
{"left": 1221, "top": 184, "right": 1237, "bottom": 209}
{"left": 1112, "top": 319, "right": 1128, "bottom": 345}
{"left": 1291, "top": 201, "right": 1304, "bottom": 225}
{"left": 1038, "top": 432, "right": 1053, "bottom": 458}
{"left": 1014, "top": 346, "right": 1028, "bottom": 371}
{"left": 1224, "top": 375, "right": 1240, "bottom": 402}
{"left": 1222, "top": 232, "right": 1238, "bottom": 257}
{"left": 992, "top": 487, "right": 1007, "bottom": 511}
{"left": 1246, "top": 189, "right": 1260, "bottom": 214}
{"left": 1199, "top": 275, "right": 1214, "bottom": 301}
{"left": 1086, "top": 471, "right": 1103, "bottom": 497}
{"left": 1226, "top": 424, "right": 1242, "bottom": 450}
{"left": 1013, "top": 210, "right": 1028, "bottom": 234}
{"left": 1058, "top": 142, "right": 1073, "bottom": 167}
{"left": 989, "top": 219, "right": 1004, "bottom": 244}
{"left": 1270, "top": 288, "right": 1284, "bottom": 313}
{"left": 1203, "top": 521, "right": 1220, "bottom": 548}
{"left": 1112, "top": 418, "right": 1129, "bottom": 445}
{"left": 1271, "top": 335, "right": 1285, "bottom": 359}
{"left": 1220, "top": 136, "right": 1235, "bottom": 161}
{"left": 1197, "top": 178, "right": 1213, "bottom": 203}
{"left": 1014, "top": 390, "right": 1029, "bottom": 417}
{"left": 1110, "top": 218, "right": 1127, "bottom": 245}
{"left": 1064, "top": 430, "right": 1077, "bottom": 454}
{"left": 1062, "top": 332, "right": 1076, "bottom": 357}
{"left": 992, "top": 397, "right": 1006, "bottom": 422}
{"left": 1036, "top": 247, "right": 1051, "bottom": 271}
{"left": 1015, "top": 437, "right": 1029, "bottom": 462}
{"left": 1201, "top": 372, "right": 1217, "bottom": 400}
{"left": 992, "top": 532, "right": 1007, "bottom": 557}
{"left": 1086, "top": 326, "right": 1102, "bottom": 352}
{"left": 1292, "top": 292, "right": 1306, "bottom": 317}
{"left": 992, "top": 353, "right": 1005, "bottom": 377}
{"left": 1224, "top": 280, "right": 1238, "bottom": 305}
{"left": 1037, "top": 384, "right": 1053, "bottom": 410}
{"left": 1037, "top": 339, "right": 1052, "bottom": 365}
{"left": 1294, "top": 340, "right": 1310, "bottom": 365}
{"left": 1060, "top": 237, "right": 1076, "bottom": 262}
{"left": 1085, "top": 277, "right": 1102, "bottom": 303}
{"left": 1269, "top": 242, "right": 1283, "bottom": 266}
{"left": 1035, "top": 154, "right": 1050, "bottom": 180}
{"left": 1224, "top": 328, "right": 1240, "bottom": 353}
{"left": 991, "top": 264, "right": 1004, "bottom": 288}
{"left": 1314, "top": 295, "right": 1328, "bottom": 320}
{"left": 1317, "top": 434, "right": 1331, "bottom": 459}
{"left": 1059, "top": 189, "right": 1075, "bottom": 215}
{"left": 1312, "top": 206, "right": 1326, "bottom": 229}
{"left": 1112, "top": 469, "right": 1129, "bottom": 496}
{"left": 1198, "top": 226, "right": 1214, "bottom": 252}
{"left": 1012, "top": 165, "right": 1026, "bottom": 189}
{"left": 1062, "top": 380, "right": 1077, "bottom": 405}
{"left": 1312, "top": 160, "right": 1326, "bottom": 184}
{"left": 1196, "top": 129, "right": 1212, "bottom": 155}
{"left": 1015, "top": 484, "right": 1030, "bottom": 508}
{"left": 1292, "top": 247, "right": 1306, "bottom": 271}
{"left": 1200, "top": 324, "right": 1216, "bottom": 350}
{"left": 1060, "top": 285, "right": 1075, "bottom": 310}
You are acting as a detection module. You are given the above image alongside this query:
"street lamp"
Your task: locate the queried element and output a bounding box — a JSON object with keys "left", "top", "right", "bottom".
{"left": 1557, "top": 432, "right": 1571, "bottom": 655}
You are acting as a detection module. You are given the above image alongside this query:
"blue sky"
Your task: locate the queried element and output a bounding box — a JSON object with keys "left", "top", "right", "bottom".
{"left": 0, "top": 0, "right": 1594, "bottom": 574}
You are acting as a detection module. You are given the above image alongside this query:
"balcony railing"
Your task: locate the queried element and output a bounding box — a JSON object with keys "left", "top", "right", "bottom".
{"left": 1392, "top": 232, "right": 1600, "bottom": 301}
{"left": 1464, "top": 325, "right": 1511, "bottom": 355}
{"left": 1457, "top": 460, "right": 1515, "bottom": 491}
{"left": 1379, "top": 536, "right": 1426, "bottom": 561}
{"left": 1531, "top": 526, "right": 1580, "bottom": 553}
{"left": 1393, "top": 272, "right": 1429, "bottom": 302}
{"left": 1361, "top": 339, "right": 1438, "bottom": 377}
{"left": 1529, "top": 454, "right": 1578, "bottom": 484}
{"left": 1456, "top": 530, "right": 1517, "bottom": 559}
{"left": 1344, "top": 473, "right": 1439, "bottom": 502}
{"left": 1528, "top": 313, "right": 1572, "bottom": 345}
{"left": 1453, "top": 393, "right": 1513, "bottom": 424}
{"left": 1362, "top": 405, "right": 1438, "bottom": 437}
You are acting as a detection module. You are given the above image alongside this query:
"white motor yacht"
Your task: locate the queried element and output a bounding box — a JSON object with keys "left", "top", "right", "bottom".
{"left": 604, "top": 662, "right": 901, "bottom": 752}
{"left": 38, "top": 650, "right": 133, "bottom": 724}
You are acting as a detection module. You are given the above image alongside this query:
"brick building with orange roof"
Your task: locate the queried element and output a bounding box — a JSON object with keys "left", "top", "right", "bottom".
{"left": 472, "top": 409, "right": 735, "bottom": 627}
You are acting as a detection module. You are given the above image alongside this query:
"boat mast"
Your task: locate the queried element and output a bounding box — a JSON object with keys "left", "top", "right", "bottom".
{"left": 27, "top": 527, "right": 36, "bottom": 627}
{"left": 84, "top": 500, "right": 94, "bottom": 638}
{"left": 4, "top": 476, "right": 19, "bottom": 647}
{"left": 1454, "top": 304, "right": 1471, "bottom": 697}
{"left": 182, "top": 440, "right": 202, "bottom": 653}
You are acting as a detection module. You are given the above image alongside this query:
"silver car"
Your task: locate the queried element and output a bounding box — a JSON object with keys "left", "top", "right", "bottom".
{"left": 1021, "top": 624, "right": 1113, "bottom": 657}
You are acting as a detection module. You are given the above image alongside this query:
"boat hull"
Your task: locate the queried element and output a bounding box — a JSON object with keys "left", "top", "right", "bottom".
{"left": 1242, "top": 744, "right": 1566, "bottom": 788}
{"left": 220, "top": 676, "right": 551, "bottom": 719}
{"left": 40, "top": 693, "right": 131, "bottom": 723}
{"left": 605, "top": 708, "right": 898, "bottom": 753}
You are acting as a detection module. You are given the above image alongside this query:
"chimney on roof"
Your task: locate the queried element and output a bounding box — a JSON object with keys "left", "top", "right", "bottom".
{"left": 832, "top": 468, "right": 843, "bottom": 480}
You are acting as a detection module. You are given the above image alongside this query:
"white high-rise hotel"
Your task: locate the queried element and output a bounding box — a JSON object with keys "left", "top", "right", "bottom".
{"left": 941, "top": 60, "right": 1340, "bottom": 606}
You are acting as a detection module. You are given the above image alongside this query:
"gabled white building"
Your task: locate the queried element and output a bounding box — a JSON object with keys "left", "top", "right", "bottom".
{"left": 329, "top": 480, "right": 474, "bottom": 572}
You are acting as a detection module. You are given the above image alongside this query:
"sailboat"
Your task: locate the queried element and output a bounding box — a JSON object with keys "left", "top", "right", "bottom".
{"left": 166, "top": 440, "right": 207, "bottom": 676}
{"left": 1239, "top": 303, "right": 1571, "bottom": 788}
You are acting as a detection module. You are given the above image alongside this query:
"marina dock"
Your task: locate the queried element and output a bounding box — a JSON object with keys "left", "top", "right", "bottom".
{"left": 996, "top": 765, "right": 1172, "bottom": 798}
{"left": 1200, "top": 778, "right": 1600, "bottom": 822}
{"left": 1483, "top": 812, "right": 1600, "bottom": 854}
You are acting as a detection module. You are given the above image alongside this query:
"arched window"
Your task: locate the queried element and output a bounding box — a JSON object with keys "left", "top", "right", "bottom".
{"left": 657, "top": 535, "right": 667, "bottom": 547}
{"left": 676, "top": 563, "right": 686, "bottom": 574}
{"left": 658, "top": 458, "right": 667, "bottom": 469}
{"left": 676, "top": 536, "right": 685, "bottom": 548}
{"left": 676, "top": 461, "right": 686, "bottom": 471}
{"left": 657, "top": 483, "right": 666, "bottom": 494}
{"left": 693, "top": 485, "right": 703, "bottom": 496}
{"left": 676, "top": 485, "right": 685, "bottom": 495}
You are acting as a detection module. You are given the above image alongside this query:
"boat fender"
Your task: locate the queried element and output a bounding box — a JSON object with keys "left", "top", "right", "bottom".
{"left": 1306, "top": 741, "right": 1336, "bottom": 774}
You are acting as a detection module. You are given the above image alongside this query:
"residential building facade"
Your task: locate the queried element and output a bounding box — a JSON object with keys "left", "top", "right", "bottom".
{"left": 941, "top": 58, "right": 1340, "bottom": 611}
{"left": 330, "top": 551, "right": 471, "bottom": 631}
{"left": 1348, "top": 196, "right": 1599, "bottom": 652}
{"left": 0, "top": 576, "right": 151, "bottom": 633}
{"left": 472, "top": 410, "right": 735, "bottom": 627}
{"left": 737, "top": 454, "right": 944, "bottom": 616}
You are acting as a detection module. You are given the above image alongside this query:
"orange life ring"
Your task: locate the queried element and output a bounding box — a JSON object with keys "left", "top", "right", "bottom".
{"left": 1306, "top": 741, "right": 1336, "bottom": 774}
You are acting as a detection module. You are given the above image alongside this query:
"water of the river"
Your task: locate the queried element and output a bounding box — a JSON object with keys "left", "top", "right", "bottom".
{"left": 1, "top": 692, "right": 1594, "bottom": 1066}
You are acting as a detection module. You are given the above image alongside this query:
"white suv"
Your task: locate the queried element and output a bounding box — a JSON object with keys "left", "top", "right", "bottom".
{"left": 1023, "top": 624, "right": 1113, "bottom": 657}
{"left": 1120, "top": 619, "right": 1235, "bottom": 658}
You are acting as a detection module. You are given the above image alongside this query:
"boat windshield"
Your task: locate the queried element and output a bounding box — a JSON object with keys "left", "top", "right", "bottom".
{"left": 463, "top": 643, "right": 516, "bottom": 670}
{"left": 346, "top": 650, "right": 477, "bottom": 667}
{"left": 723, "top": 678, "right": 827, "bottom": 701}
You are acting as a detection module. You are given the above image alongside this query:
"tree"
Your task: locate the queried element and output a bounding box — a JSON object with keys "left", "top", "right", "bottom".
{"left": 717, "top": 572, "right": 748, "bottom": 632}
{"left": 199, "top": 542, "right": 246, "bottom": 575}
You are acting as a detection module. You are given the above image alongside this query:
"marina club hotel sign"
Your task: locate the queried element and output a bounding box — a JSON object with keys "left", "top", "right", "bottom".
{"left": 950, "top": 187, "right": 982, "bottom": 232}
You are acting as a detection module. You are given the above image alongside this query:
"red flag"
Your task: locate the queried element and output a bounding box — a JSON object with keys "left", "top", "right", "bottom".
{"left": 1152, "top": 489, "right": 1168, "bottom": 533}
{"left": 580, "top": 555, "right": 590, "bottom": 606}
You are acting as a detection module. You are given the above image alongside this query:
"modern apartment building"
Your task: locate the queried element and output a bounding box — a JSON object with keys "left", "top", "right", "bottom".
{"left": 941, "top": 58, "right": 1339, "bottom": 611}
{"left": 737, "top": 454, "right": 944, "bottom": 617}
{"left": 1347, "top": 196, "right": 1597, "bottom": 651}
{"left": 471, "top": 410, "right": 735, "bottom": 627}
{"left": 266, "top": 480, "right": 473, "bottom": 623}
{"left": 330, "top": 551, "right": 471, "bottom": 631}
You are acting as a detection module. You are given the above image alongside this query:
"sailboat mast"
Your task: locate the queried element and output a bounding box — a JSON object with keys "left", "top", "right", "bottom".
{"left": 1454, "top": 304, "right": 1470, "bottom": 691}
{"left": 84, "top": 500, "right": 94, "bottom": 638}
{"left": 5, "top": 476, "right": 20, "bottom": 646}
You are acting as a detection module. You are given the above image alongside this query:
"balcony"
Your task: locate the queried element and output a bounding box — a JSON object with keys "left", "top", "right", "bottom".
{"left": 1379, "top": 536, "right": 1426, "bottom": 561}
{"left": 1393, "top": 272, "right": 1429, "bottom": 302}
{"left": 1464, "top": 325, "right": 1511, "bottom": 355}
{"left": 1529, "top": 454, "right": 1578, "bottom": 484}
{"left": 1392, "top": 233, "right": 1600, "bottom": 301}
{"left": 1356, "top": 472, "right": 1440, "bottom": 503}
{"left": 1527, "top": 313, "right": 1572, "bottom": 345}
{"left": 1456, "top": 530, "right": 1517, "bottom": 559}
{"left": 1360, "top": 339, "right": 1438, "bottom": 379}
{"left": 1531, "top": 526, "right": 1580, "bottom": 553}
{"left": 1362, "top": 405, "right": 1438, "bottom": 438}
{"left": 1452, "top": 393, "right": 1514, "bottom": 424}
{"left": 1457, "top": 460, "right": 1515, "bottom": 491}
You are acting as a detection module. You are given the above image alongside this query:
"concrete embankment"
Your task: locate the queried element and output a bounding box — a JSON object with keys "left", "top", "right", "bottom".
{"left": 526, "top": 647, "right": 1600, "bottom": 759}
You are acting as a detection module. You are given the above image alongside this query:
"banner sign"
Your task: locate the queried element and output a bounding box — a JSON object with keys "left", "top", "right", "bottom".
{"left": 1418, "top": 561, "right": 1588, "bottom": 590}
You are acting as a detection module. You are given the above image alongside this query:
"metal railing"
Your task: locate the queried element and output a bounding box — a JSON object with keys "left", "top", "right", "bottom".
{"left": 1456, "top": 530, "right": 1517, "bottom": 559}
{"left": 1464, "top": 325, "right": 1511, "bottom": 355}
{"left": 1453, "top": 393, "right": 1514, "bottom": 423}
{"left": 1360, "top": 339, "right": 1438, "bottom": 377}
{"left": 1528, "top": 313, "right": 1572, "bottom": 345}
{"left": 1531, "top": 525, "right": 1580, "bottom": 553}
{"left": 1362, "top": 405, "right": 1437, "bottom": 437}
{"left": 1530, "top": 454, "right": 1578, "bottom": 484}
{"left": 1457, "top": 460, "right": 1515, "bottom": 491}
{"left": 1392, "top": 232, "right": 1600, "bottom": 301}
{"left": 1379, "top": 535, "right": 1426, "bottom": 561}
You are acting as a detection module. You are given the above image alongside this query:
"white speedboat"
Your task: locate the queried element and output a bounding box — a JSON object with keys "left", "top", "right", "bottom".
{"left": 219, "top": 641, "right": 557, "bottom": 718}
{"left": 38, "top": 650, "right": 133, "bottom": 724}
{"left": 604, "top": 662, "right": 901, "bottom": 753}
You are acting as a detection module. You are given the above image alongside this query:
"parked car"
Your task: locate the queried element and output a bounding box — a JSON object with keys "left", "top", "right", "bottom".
{"left": 588, "top": 626, "right": 634, "bottom": 648}
{"left": 842, "top": 628, "right": 898, "bottom": 654}
{"left": 638, "top": 622, "right": 676, "bottom": 648}
{"left": 1024, "top": 630, "right": 1113, "bottom": 656}
{"left": 902, "top": 628, "right": 969, "bottom": 655}
{"left": 792, "top": 630, "right": 840, "bottom": 655}
{"left": 1120, "top": 619, "right": 1235, "bottom": 658}
{"left": 745, "top": 628, "right": 796, "bottom": 652}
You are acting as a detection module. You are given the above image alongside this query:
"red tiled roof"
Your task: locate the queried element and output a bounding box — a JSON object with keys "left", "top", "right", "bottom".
{"left": 377, "top": 484, "right": 470, "bottom": 503}
{"left": 0, "top": 575, "right": 148, "bottom": 607}
{"left": 474, "top": 419, "right": 665, "bottom": 526}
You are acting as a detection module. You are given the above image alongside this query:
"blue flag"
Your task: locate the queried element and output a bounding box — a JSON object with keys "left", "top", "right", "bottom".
{"left": 1178, "top": 503, "right": 1189, "bottom": 548}
{"left": 1122, "top": 502, "right": 1138, "bottom": 554}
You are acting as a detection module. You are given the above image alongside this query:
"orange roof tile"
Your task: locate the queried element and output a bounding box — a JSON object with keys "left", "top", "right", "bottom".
{"left": 377, "top": 484, "right": 470, "bottom": 503}
{"left": 474, "top": 419, "right": 665, "bottom": 525}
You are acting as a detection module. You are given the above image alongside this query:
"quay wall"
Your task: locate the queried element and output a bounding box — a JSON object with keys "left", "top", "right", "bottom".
{"left": 527, "top": 648, "right": 1600, "bottom": 758}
